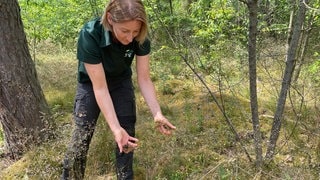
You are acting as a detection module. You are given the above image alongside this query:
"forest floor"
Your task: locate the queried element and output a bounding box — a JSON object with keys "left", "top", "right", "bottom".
{"left": 1, "top": 42, "right": 320, "bottom": 179}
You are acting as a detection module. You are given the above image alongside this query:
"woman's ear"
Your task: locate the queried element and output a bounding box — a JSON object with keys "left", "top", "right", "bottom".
{"left": 107, "top": 13, "right": 113, "bottom": 25}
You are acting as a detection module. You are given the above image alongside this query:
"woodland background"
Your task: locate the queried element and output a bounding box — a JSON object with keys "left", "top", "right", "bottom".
{"left": 1, "top": 0, "right": 320, "bottom": 179}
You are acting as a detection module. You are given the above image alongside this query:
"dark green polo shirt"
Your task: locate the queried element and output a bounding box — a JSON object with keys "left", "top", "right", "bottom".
{"left": 76, "top": 18, "right": 151, "bottom": 83}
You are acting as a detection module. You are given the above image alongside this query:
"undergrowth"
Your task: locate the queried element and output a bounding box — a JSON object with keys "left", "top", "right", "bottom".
{"left": 0, "top": 41, "right": 320, "bottom": 179}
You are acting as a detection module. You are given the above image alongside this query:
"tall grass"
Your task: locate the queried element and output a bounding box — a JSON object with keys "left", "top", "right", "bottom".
{"left": 1, "top": 40, "right": 320, "bottom": 179}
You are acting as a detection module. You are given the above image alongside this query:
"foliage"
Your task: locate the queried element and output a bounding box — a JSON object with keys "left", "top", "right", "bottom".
{"left": 18, "top": 0, "right": 105, "bottom": 47}
{"left": 190, "top": 0, "right": 247, "bottom": 45}
{"left": 308, "top": 52, "right": 320, "bottom": 85}
{"left": 258, "top": 0, "right": 291, "bottom": 38}
{"left": 144, "top": 0, "right": 195, "bottom": 48}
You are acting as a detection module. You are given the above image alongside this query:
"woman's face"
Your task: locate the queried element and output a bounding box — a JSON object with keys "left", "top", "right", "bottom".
{"left": 111, "top": 19, "right": 142, "bottom": 45}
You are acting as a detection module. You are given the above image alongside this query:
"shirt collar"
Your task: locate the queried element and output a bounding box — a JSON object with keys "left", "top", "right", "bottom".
{"left": 100, "top": 29, "right": 111, "bottom": 47}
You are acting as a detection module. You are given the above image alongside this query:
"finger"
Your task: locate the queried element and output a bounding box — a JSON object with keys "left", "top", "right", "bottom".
{"left": 123, "top": 142, "right": 136, "bottom": 154}
{"left": 159, "top": 125, "right": 172, "bottom": 135}
{"left": 167, "top": 124, "right": 176, "bottom": 130}
{"left": 128, "top": 136, "right": 139, "bottom": 143}
{"left": 163, "top": 121, "right": 176, "bottom": 130}
{"left": 127, "top": 141, "right": 138, "bottom": 148}
{"left": 118, "top": 143, "right": 123, "bottom": 153}
{"left": 128, "top": 137, "right": 138, "bottom": 147}
{"left": 156, "top": 120, "right": 176, "bottom": 130}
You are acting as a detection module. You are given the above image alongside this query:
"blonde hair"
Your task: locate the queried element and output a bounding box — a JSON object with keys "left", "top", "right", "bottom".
{"left": 101, "top": 0, "right": 149, "bottom": 44}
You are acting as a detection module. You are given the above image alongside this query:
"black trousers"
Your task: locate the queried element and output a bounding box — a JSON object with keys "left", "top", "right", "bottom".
{"left": 61, "top": 78, "right": 136, "bottom": 180}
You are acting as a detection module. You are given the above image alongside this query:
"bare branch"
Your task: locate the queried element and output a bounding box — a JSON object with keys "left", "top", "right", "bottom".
{"left": 303, "top": 0, "right": 320, "bottom": 13}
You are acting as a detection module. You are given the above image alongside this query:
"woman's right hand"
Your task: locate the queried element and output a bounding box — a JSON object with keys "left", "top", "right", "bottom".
{"left": 113, "top": 128, "right": 139, "bottom": 153}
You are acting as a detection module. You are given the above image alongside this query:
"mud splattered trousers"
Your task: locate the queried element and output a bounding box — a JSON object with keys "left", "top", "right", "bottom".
{"left": 61, "top": 78, "right": 136, "bottom": 180}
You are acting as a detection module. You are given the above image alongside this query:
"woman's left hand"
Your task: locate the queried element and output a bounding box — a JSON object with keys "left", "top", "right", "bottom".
{"left": 154, "top": 113, "right": 176, "bottom": 135}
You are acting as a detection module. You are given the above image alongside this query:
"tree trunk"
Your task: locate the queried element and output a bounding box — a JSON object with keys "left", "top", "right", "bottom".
{"left": 265, "top": 0, "right": 307, "bottom": 160}
{"left": 293, "top": 12, "right": 315, "bottom": 83}
{"left": 169, "top": 0, "right": 173, "bottom": 14}
{"left": 246, "top": 0, "right": 263, "bottom": 168}
{"left": 0, "top": 0, "right": 52, "bottom": 160}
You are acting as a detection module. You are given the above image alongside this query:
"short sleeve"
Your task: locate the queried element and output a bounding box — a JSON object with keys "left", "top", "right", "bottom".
{"left": 134, "top": 39, "right": 151, "bottom": 56}
{"left": 76, "top": 24, "right": 102, "bottom": 64}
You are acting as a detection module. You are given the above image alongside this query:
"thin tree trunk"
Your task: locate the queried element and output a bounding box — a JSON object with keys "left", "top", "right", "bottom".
{"left": 247, "top": 0, "right": 263, "bottom": 168}
{"left": 169, "top": 0, "right": 173, "bottom": 14}
{"left": 293, "top": 12, "right": 315, "bottom": 82}
{"left": 286, "top": 0, "right": 296, "bottom": 46}
{"left": 0, "top": 0, "right": 52, "bottom": 160}
{"left": 265, "top": 0, "right": 307, "bottom": 160}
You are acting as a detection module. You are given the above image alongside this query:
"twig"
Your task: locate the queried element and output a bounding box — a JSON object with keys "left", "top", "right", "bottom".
{"left": 199, "top": 160, "right": 227, "bottom": 180}
{"left": 303, "top": 0, "right": 320, "bottom": 13}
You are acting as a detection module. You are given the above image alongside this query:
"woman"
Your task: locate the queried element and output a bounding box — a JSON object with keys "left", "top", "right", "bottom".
{"left": 61, "top": 0, "right": 176, "bottom": 179}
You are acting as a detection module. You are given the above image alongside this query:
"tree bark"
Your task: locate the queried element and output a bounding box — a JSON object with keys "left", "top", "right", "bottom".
{"left": 246, "top": 0, "right": 263, "bottom": 168}
{"left": 293, "top": 11, "right": 315, "bottom": 83}
{"left": 265, "top": 0, "right": 307, "bottom": 160}
{"left": 0, "top": 0, "right": 52, "bottom": 160}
